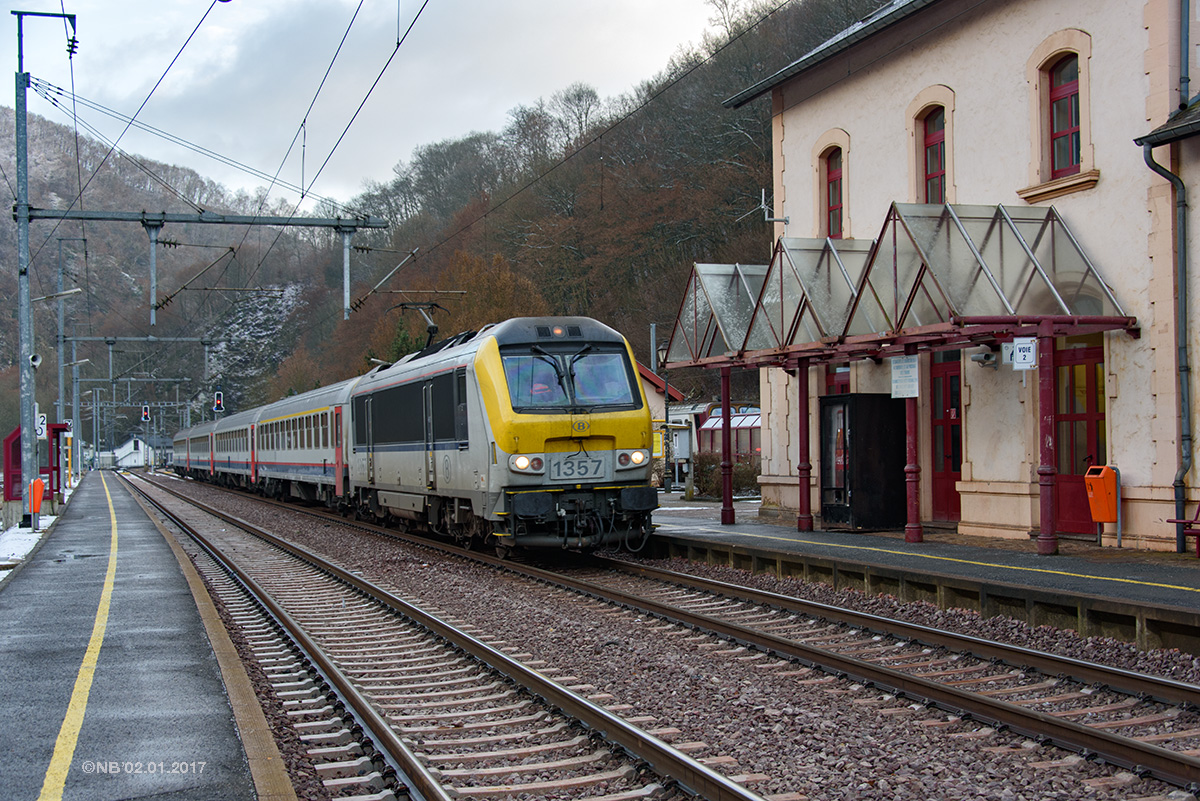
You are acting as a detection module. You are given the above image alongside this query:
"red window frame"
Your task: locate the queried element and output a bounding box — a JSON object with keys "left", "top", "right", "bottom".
{"left": 923, "top": 107, "right": 945, "bottom": 203}
{"left": 825, "top": 148, "right": 843, "bottom": 239}
{"left": 1049, "top": 54, "right": 1080, "bottom": 178}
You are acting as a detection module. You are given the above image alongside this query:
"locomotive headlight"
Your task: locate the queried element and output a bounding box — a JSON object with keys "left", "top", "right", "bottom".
{"left": 509, "top": 453, "right": 545, "bottom": 473}
{"left": 616, "top": 449, "right": 649, "bottom": 470}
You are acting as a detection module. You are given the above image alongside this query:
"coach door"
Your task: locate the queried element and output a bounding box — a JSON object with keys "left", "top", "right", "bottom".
{"left": 364, "top": 397, "right": 375, "bottom": 485}
{"left": 423, "top": 382, "right": 437, "bottom": 490}
{"left": 208, "top": 433, "right": 215, "bottom": 476}
{"left": 333, "top": 408, "right": 344, "bottom": 496}
{"left": 250, "top": 424, "right": 257, "bottom": 484}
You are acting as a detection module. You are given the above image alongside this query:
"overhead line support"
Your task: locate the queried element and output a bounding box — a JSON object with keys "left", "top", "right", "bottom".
{"left": 23, "top": 208, "right": 389, "bottom": 325}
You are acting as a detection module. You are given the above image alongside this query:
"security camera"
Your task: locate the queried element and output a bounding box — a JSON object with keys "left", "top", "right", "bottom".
{"left": 29, "top": 353, "right": 42, "bottom": 371}
{"left": 970, "top": 351, "right": 998, "bottom": 369}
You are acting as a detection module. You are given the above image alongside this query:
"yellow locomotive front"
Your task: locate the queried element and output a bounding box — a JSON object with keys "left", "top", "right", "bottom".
{"left": 474, "top": 318, "right": 656, "bottom": 553}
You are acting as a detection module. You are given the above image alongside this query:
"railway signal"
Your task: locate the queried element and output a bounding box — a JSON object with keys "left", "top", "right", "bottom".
{"left": 213, "top": 391, "right": 224, "bottom": 414}
{"left": 141, "top": 404, "right": 151, "bottom": 422}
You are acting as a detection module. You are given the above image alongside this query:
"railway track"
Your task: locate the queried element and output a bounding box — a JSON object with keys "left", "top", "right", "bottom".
{"left": 123, "top": 473, "right": 767, "bottom": 801}
{"left": 140, "top": 472, "right": 1200, "bottom": 793}
{"left": 554, "top": 556, "right": 1200, "bottom": 790}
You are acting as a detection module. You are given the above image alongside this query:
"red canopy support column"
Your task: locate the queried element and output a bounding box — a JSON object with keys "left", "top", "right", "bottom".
{"left": 796, "top": 359, "right": 813, "bottom": 531}
{"left": 720, "top": 365, "right": 735, "bottom": 525}
{"left": 1037, "top": 321, "right": 1059, "bottom": 555}
{"left": 904, "top": 346, "right": 923, "bottom": 543}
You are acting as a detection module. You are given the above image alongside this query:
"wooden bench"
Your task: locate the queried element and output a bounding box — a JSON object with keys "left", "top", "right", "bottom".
{"left": 1166, "top": 506, "right": 1200, "bottom": 557}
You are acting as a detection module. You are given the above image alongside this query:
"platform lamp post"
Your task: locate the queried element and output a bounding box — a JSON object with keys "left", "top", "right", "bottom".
{"left": 80, "top": 390, "right": 91, "bottom": 469}
{"left": 67, "top": 356, "right": 90, "bottom": 483}
{"left": 56, "top": 237, "right": 86, "bottom": 424}
{"left": 14, "top": 9, "right": 77, "bottom": 525}
{"left": 93, "top": 387, "right": 105, "bottom": 465}
{"left": 657, "top": 340, "right": 672, "bottom": 494}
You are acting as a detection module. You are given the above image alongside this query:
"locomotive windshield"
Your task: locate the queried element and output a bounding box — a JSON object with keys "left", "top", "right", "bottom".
{"left": 502, "top": 346, "right": 638, "bottom": 412}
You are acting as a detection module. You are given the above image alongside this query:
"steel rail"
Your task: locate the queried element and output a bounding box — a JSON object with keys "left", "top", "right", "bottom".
{"left": 121, "top": 474, "right": 449, "bottom": 801}
{"left": 132, "top": 474, "right": 766, "bottom": 801}
{"left": 494, "top": 557, "right": 1200, "bottom": 790}
{"left": 594, "top": 556, "right": 1200, "bottom": 709}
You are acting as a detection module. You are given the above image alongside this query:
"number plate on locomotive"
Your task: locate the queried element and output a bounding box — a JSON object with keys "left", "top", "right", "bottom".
{"left": 547, "top": 453, "right": 610, "bottom": 482}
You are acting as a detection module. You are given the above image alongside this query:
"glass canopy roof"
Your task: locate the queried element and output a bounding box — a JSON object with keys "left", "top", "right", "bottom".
{"left": 665, "top": 203, "right": 1136, "bottom": 369}
{"left": 665, "top": 263, "right": 767, "bottom": 364}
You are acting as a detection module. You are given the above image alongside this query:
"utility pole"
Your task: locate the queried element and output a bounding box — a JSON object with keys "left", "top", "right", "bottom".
{"left": 14, "top": 10, "right": 76, "bottom": 525}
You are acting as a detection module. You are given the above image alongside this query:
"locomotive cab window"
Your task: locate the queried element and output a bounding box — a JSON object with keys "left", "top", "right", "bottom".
{"left": 501, "top": 345, "right": 640, "bottom": 413}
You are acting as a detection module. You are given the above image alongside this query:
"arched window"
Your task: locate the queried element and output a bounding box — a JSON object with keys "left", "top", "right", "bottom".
{"left": 923, "top": 107, "right": 946, "bottom": 203}
{"left": 1019, "top": 31, "right": 1094, "bottom": 202}
{"left": 825, "top": 148, "right": 843, "bottom": 239}
{"left": 1049, "top": 54, "right": 1080, "bottom": 178}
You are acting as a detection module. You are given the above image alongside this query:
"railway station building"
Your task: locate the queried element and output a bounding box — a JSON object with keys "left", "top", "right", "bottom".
{"left": 666, "top": 0, "right": 1199, "bottom": 552}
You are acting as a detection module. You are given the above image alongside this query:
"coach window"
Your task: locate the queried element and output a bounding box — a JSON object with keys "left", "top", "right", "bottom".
{"left": 1019, "top": 30, "right": 1096, "bottom": 202}
{"left": 322, "top": 413, "right": 329, "bottom": 448}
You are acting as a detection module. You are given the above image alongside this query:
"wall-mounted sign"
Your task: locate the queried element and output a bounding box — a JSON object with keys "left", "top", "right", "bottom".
{"left": 891, "top": 354, "right": 919, "bottom": 398}
{"left": 1012, "top": 337, "right": 1037, "bottom": 371}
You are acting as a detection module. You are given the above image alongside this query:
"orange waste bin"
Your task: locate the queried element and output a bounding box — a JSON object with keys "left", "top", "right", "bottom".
{"left": 1083, "top": 466, "right": 1118, "bottom": 523}
{"left": 29, "top": 478, "right": 44, "bottom": 514}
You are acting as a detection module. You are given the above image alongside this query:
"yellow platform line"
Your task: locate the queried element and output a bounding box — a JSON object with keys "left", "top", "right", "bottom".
{"left": 678, "top": 524, "right": 1200, "bottom": 596}
{"left": 38, "top": 473, "right": 119, "bottom": 801}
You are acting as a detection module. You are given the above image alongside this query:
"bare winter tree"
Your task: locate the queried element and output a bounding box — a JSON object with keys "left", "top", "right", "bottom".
{"left": 550, "top": 82, "right": 601, "bottom": 150}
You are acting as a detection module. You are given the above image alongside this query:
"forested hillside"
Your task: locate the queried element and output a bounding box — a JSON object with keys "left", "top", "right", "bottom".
{"left": 1, "top": 0, "right": 884, "bottom": 444}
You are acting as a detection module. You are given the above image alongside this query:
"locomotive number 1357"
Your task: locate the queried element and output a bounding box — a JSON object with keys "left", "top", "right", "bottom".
{"left": 548, "top": 454, "right": 608, "bottom": 482}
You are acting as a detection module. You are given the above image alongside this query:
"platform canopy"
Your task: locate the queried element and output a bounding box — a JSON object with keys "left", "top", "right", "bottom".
{"left": 664, "top": 263, "right": 768, "bottom": 365}
{"left": 665, "top": 203, "right": 1137, "bottom": 369}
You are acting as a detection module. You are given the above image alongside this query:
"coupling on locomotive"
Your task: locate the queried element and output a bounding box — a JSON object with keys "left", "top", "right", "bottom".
{"left": 172, "top": 317, "right": 657, "bottom": 554}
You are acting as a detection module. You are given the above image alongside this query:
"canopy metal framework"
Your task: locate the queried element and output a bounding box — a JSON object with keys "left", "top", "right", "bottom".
{"left": 664, "top": 203, "right": 1139, "bottom": 552}
{"left": 667, "top": 263, "right": 768, "bottom": 364}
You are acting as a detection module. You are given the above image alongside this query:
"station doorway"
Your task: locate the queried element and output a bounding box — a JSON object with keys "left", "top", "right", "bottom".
{"left": 930, "top": 351, "right": 962, "bottom": 521}
{"left": 1053, "top": 334, "right": 1106, "bottom": 536}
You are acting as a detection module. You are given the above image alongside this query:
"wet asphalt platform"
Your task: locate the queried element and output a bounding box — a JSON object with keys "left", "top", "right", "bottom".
{"left": 0, "top": 471, "right": 258, "bottom": 801}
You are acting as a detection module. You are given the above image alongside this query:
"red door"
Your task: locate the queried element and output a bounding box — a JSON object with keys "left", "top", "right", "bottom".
{"left": 930, "top": 351, "right": 962, "bottom": 521}
{"left": 1053, "top": 336, "right": 1106, "bottom": 535}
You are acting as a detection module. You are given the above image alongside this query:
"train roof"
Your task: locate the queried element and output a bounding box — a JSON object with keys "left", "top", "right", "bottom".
{"left": 487, "top": 317, "right": 626, "bottom": 347}
{"left": 255, "top": 373, "right": 372, "bottom": 423}
{"left": 355, "top": 316, "right": 630, "bottom": 395}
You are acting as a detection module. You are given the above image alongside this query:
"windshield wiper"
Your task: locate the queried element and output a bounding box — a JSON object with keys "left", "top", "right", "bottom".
{"left": 531, "top": 345, "right": 569, "bottom": 396}
{"left": 567, "top": 344, "right": 593, "bottom": 379}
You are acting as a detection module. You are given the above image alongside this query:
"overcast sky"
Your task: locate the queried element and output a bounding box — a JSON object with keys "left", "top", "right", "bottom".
{"left": 3, "top": 0, "right": 716, "bottom": 209}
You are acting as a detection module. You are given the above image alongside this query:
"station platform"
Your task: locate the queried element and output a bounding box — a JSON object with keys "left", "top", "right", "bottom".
{"left": 651, "top": 495, "right": 1200, "bottom": 654}
{"left": 0, "top": 470, "right": 290, "bottom": 801}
